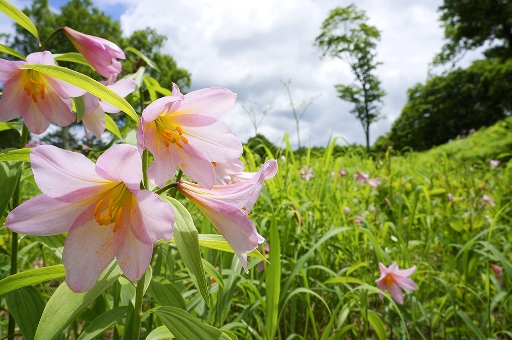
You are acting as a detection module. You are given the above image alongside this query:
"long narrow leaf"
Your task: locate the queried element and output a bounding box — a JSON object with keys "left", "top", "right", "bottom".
{"left": 0, "top": 0, "right": 39, "bottom": 42}
{"left": 0, "top": 265, "right": 65, "bottom": 296}
{"left": 21, "top": 64, "right": 138, "bottom": 122}
{"left": 35, "top": 261, "right": 122, "bottom": 340}
{"left": 0, "top": 43, "right": 25, "bottom": 60}
{"left": 0, "top": 148, "right": 31, "bottom": 162}
{"left": 265, "top": 216, "right": 280, "bottom": 340}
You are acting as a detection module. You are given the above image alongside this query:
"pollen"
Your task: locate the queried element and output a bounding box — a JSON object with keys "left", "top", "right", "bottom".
{"left": 383, "top": 274, "right": 396, "bottom": 285}
{"left": 162, "top": 125, "right": 188, "bottom": 148}
{"left": 23, "top": 71, "right": 46, "bottom": 104}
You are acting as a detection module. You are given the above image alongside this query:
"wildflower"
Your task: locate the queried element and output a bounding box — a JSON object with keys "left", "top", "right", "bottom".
{"left": 300, "top": 166, "right": 314, "bottom": 181}
{"left": 355, "top": 171, "right": 379, "bottom": 188}
{"left": 482, "top": 194, "right": 496, "bottom": 207}
{"left": 384, "top": 197, "right": 391, "bottom": 206}
{"left": 490, "top": 160, "right": 500, "bottom": 168}
{"left": 343, "top": 206, "right": 350, "bottom": 216}
{"left": 63, "top": 26, "right": 125, "bottom": 78}
{"left": 0, "top": 51, "right": 86, "bottom": 134}
{"left": 178, "top": 159, "right": 277, "bottom": 272}
{"left": 213, "top": 159, "right": 255, "bottom": 185}
{"left": 376, "top": 262, "right": 418, "bottom": 305}
{"left": 81, "top": 78, "right": 136, "bottom": 138}
{"left": 447, "top": 193, "right": 454, "bottom": 202}
{"left": 6, "top": 145, "right": 174, "bottom": 292}
{"left": 33, "top": 258, "right": 44, "bottom": 269}
{"left": 137, "top": 83, "right": 242, "bottom": 188}
{"left": 338, "top": 169, "right": 346, "bottom": 177}
{"left": 490, "top": 263, "right": 504, "bottom": 287}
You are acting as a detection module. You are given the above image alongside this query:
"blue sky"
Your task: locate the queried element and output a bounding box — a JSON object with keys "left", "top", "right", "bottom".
{"left": 2, "top": 0, "right": 484, "bottom": 148}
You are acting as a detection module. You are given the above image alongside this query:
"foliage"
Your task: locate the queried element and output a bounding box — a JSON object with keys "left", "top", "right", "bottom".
{"left": 379, "top": 58, "right": 512, "bottom": 151}
{"left": 435, "top": 0, "right": 512, "bottom": 64}
{"left": 314, "top": 4, "right": 385, "bottom": 152}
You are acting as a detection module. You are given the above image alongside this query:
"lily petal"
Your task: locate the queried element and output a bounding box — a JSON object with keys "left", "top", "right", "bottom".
{"left": 116, "top": 224, "right": 154, "bottom": 281}
{"left": 95, "top": 144, "right": 142, "bottom": 190}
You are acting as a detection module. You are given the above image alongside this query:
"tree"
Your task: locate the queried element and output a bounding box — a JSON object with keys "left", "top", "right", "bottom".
{"left": 435, "top": 0, "right": 512, "bottom": 64}
{"left": 381, "top": 59, "right": 512, "bottom": 151}
{"left": 314, "top": 4, "right": 385, "bottom": 152}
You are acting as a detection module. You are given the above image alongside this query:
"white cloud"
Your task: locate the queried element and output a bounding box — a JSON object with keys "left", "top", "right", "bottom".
{"left": 5, "top": 0, "right": 485, "bottom": 148}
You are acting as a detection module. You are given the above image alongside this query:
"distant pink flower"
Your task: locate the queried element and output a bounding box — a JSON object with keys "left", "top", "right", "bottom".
{"left": 300, "top": 166, "right": 314, "bottom": 181}
{"left": 376, "top": 262, "right": 418, "bottom": 304}
{"left": 366, "top": 177, "right": 380, "bottom": 189}
{"left": 0, "top": 51, "right": 86, "bottom": 134}
{"left": 490, "top": 160, "right": 500, "bottom": 168}
{"left": 343, "top": 206, "right": 350, "bottom": 216}
{"left": 384, "top": 197, "right": 391, "bottom": 206}
{"left": 355, "top": 171, "right": 369, "bottom": 183}
{"left": 338, "top": 169, "right": 346, "bottom": 177}
{"left": 178, "top": 160, "right": 277, "bottom": 272}
{"left": 81, "top": 78, "right": 136, "bottom": 138}
{"left": 447, "top": 193, "right": 454, "bottom": 202}
{"left": 6, "top": 145, "right": 174, "bottom": 292}
{"left": 482, "top": 194, "right": 496, "bottom": 207}
{"left": 213, "top": 159, "right": 255, "bottom": 185}
{"left": 490, "top": 263, "right": 504, "bottom": 287}
{"left": 137, "top": 84, "right": 242, "bottom": 188}
{"left": 33, "top": 257, "right": 43, "bottom": 269}
{"left": 63, "top": 26, "right": 125, "bottom": 78}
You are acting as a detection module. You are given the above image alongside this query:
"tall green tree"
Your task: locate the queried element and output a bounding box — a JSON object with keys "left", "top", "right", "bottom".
{"left": 314, "top": 4, "right": 385, "bottom": 152}
{"left": 436, "top": 0, "right": 512, "bottom": 64}
{"left": 379, "top": 59, "right": 512, "bottom": 151}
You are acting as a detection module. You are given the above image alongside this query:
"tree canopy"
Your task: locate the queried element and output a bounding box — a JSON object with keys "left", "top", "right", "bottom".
{"left": 314, "top": 4, "right": 385, "bottom": 152}
{"left": 377, "top": 59, "right": 512, "bottom": 151}
{"left": 435, "top": 0, "right": 512, "bottom": 64}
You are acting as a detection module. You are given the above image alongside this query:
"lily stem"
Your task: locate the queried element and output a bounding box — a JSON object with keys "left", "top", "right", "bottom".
{"left": 8, "top": 124, "right": 29, "bottom": 340}
{"left": 131, "top": 274, "right": 146, "bottom": 340}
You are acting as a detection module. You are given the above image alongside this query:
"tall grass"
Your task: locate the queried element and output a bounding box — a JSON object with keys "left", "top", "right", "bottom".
{"left": 1, "top": 135, "right": 511, "bottom": 339}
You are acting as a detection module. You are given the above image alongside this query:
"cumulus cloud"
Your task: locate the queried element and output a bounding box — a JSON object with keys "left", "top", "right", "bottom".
{"left": 4, "top": 0, "right": 485, "bottom": 148}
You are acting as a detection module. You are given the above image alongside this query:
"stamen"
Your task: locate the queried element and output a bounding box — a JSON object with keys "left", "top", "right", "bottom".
{"left": 108, "top": 198, "right": 113, "bottom": 218}
{"left": 212, "top": 162, "right": 217, "bottom": 167}
{"left": 176, "top": 141, "right": 183, "bottom": 148}
{"left": 176, "top": 125, "right": 183, "bottom": 135}
{"left": 180, "top": 135, "right": 189, "bottom": 144}
{"left": 113, "top": 208, "right": 123, "bottom": 232}
{"left": 94, "top": 200, "right": 103, "bottom": 223}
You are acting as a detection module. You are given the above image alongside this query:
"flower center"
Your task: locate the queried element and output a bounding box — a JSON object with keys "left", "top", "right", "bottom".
{"left": 23, "top": 71, "right": 46, "bottom": 104}
{"left": 383, "top": 274, "right": 396, "bottom": 286}
{"left": 93, "top": 184, "right": 131, "bottom": 232}
{"left": 156, "top": 116, "right": 189, "bottom": 148}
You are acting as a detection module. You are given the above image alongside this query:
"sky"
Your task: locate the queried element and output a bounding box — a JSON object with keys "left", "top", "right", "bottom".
{"left": 2, "top": 0, "right": 484, "bottom": 148}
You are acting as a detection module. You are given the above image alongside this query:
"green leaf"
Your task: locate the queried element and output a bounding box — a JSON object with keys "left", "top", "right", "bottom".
{"left": 0, "top": 121, "right": 23, "bottom": 132}
{"left": 35, "top": 261, "right": 122, "bottom": 340}
{"left": 105, "top": 114, "right": 122, "bottom": 139}
{"left": 6, "top": 286, "right": 46, "bottom": 340}
{"left": 146, "top": 326, "right": 174, "bottom": 340}
{"left": 73, "top": 96, "right": 86, "bottom": 123}
{"left": 324, "top": 277, "right": 365, "bottom": 285}
{"left": 0, "top": 265, "right": 65, "bottom": 296}
{"left": 152, "top": 306, "right": 233, "bottom": 340}
{"left": 197, "top": 234, "right": 266, "bottom": 260}
{"left": 34, "top": 235, "right": 65, "bottom": 259}
{"left": 77, "top": 306, "right": 128, "bottom": 340}
{"left": 125, "top": 47, "right": 161, "bottom": 72}
{"left": 54, "top": 52, "right": 91, "bottom": 68}
{"left": 457, "top": 309, "right": 486, "bottom": 340}
{"left": 147, "top": 277, "right": 187, "bottom": 310}
{"left": 162, "top": 197, "right": 210, "bottom": 307}
{"left": 265, "top": 217, "right": 280, "bottom": 340}
{"left": 201, "top": 259, "right": 224, "bottom": 288}
{"left": 0, "top": 0, "right": 39, "bottom": 42}
{"left": 0, "top": 148, "right": 31, "bottom": 162}
{"left": 0, "top": 161, "right": 21, "bottom": 216}
{"left": 21, "top": 64, "right": 138, "bottom": 123}
{"left": 0, "top": 43, "right": 25, "bottom": 60}
{"left": 367, "top": 310, "right": 386, "bottom": 340}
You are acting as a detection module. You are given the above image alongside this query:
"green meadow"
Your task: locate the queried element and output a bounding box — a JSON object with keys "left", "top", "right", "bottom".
{"left": 1, "top": 118, "right": 511, "bottom": 339}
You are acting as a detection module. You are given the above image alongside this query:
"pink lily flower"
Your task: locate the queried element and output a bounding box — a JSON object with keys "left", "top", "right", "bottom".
{"left": 6, "top": 145, "right": 174, "bottom": 292}
{"left": 0, "top": 51, "right": 86, "bottom": 134}
{"left": 490, "top": 263, "right": 504, "bottom": 287}
{"left": 137, "top": 83, "right": 243, "bottom": 188}
{"left": 213, "top": 159, "right": 257, "bottom": 185}
{"left": 355, "top": 171, "right": 370, "bottom": 183}
{"left": 81, "top": 78, "right": 136, "bottom": 138}
{"left": 482, "top": 194, "right": 496, "bottom": 207}
{"left": 490, "top": 160, "right": 500, "bottom": 168}
{"left": 376, "top": 262, "right": 418, "bottom": 304}
{"left": 177, "top": 159, "right": 278, "bottom": 272}
{"left": 300, "top": 166, "right": 314, "bottom": 182}
{"left": 63, "top": 26, "right": 125, "bottom": 78}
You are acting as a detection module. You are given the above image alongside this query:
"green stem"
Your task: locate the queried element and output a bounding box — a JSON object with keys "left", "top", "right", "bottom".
{"left": 8, "top": 124, "right": 29, "bottom": 340}
{"left": 142, "top": 149, "right": 149, "bottom": 190}
{"left": 131, "top": 274, "right": 146, "bottom": 340}
{"left": 154, "top": 182, "right": 178, "bottom": 195}
{"left": 39, "top": 27, "right": 63, "bottom": 51}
